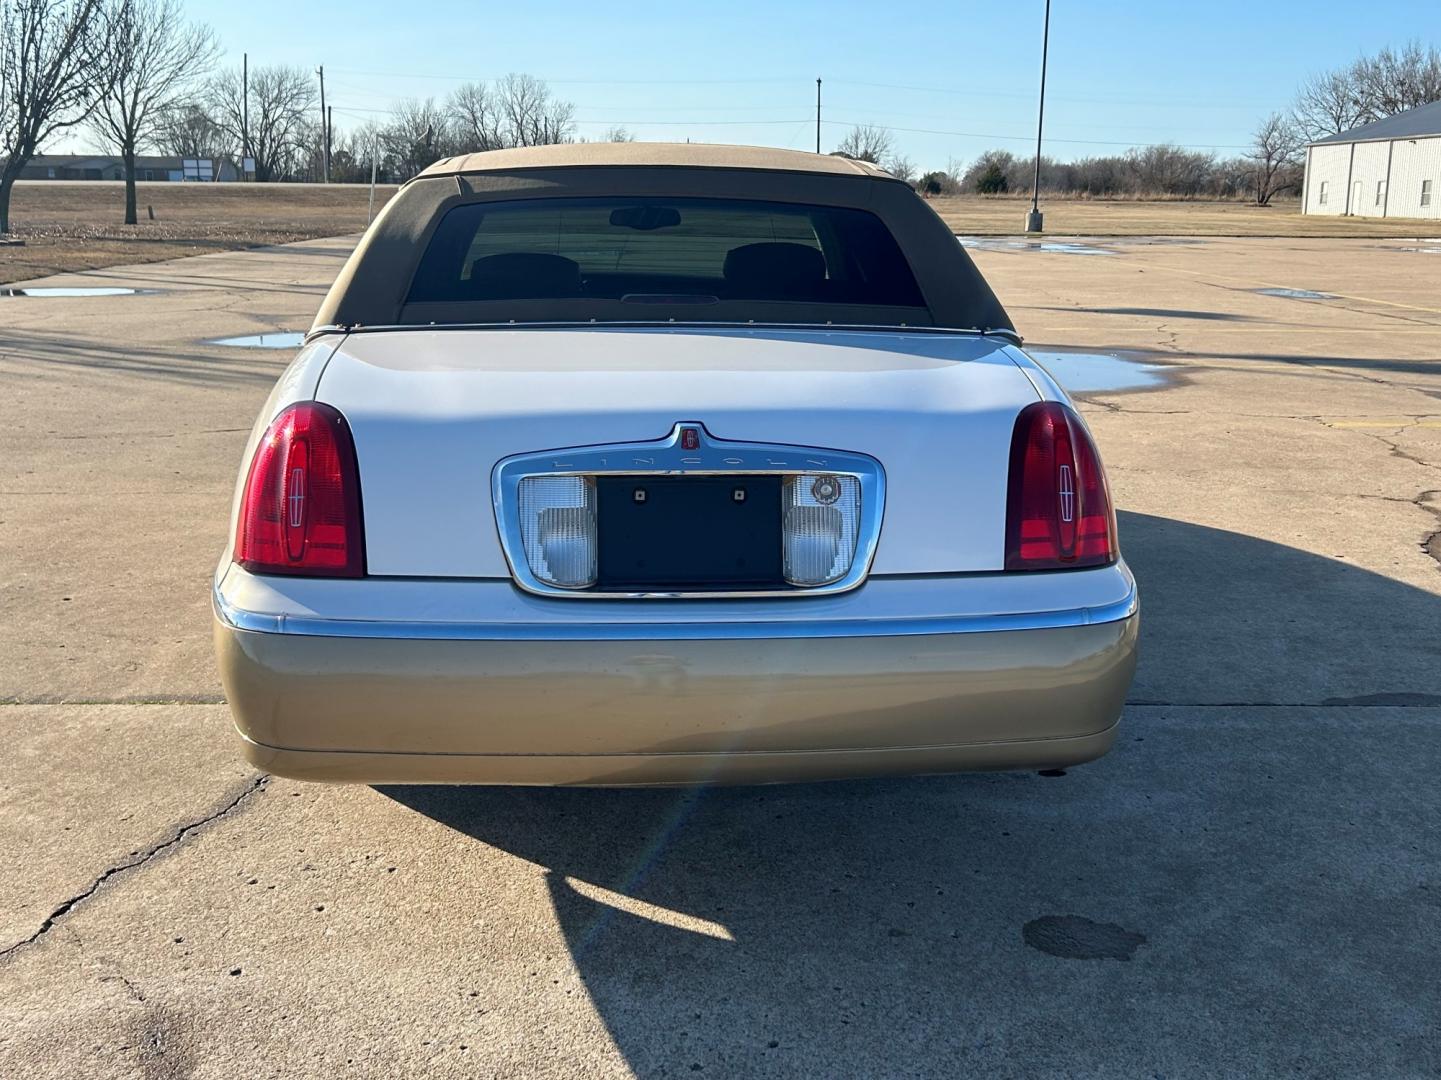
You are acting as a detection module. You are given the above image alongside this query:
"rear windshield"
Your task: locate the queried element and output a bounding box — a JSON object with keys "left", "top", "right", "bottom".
{"left": 405, "top": 197, "right": 925, "bottom": 315}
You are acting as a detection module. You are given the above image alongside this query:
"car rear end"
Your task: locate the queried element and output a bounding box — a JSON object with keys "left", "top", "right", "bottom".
{"left": 212, "top": 146, "right": 1137, "bottom": 784}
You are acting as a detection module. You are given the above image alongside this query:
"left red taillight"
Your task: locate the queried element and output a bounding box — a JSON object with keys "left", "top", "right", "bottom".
{"left": 235, "top": 402, "right": 364, "bottom": 577}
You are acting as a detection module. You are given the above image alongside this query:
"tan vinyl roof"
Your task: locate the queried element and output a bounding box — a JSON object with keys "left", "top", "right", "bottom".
{"left": 418, "top": 142, "right": 896, "bottom": 179}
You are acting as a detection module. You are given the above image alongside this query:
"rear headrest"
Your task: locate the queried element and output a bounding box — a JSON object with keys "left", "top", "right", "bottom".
{"left": 722, "top": 242, "right": 826, "bottom": 299}
{"left": 466, "top": 252, "right": 582, "bottom": 299}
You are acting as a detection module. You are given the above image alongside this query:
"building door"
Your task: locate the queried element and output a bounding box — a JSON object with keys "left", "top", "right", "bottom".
{"left": 1351, "top": 180, "right": 1363, "bottom": 216}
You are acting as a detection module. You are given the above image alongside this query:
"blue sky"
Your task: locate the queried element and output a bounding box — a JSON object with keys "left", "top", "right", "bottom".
{"left": 67, "top": 0, "right": 1438, "bottom": 167}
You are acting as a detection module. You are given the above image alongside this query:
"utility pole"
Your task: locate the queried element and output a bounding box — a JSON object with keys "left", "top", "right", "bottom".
{"left": 1025, "top": 0, "right": 1051, "bottom": 233}
{"left": 317, "top": 65, "right": 329, "bottom": 184}
{"left": 241, "top": 52, "right": 249, "bottom": 181}
{"left": 327, "top": 105, "right": 333, "bottom": 181}
{"left": 815, "top": 78, "right": 822, "bottom": 154}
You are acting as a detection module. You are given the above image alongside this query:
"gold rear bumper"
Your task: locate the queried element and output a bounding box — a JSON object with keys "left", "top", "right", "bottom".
{"left": 215, "top": 612, "right": 1137, "bottom": 785}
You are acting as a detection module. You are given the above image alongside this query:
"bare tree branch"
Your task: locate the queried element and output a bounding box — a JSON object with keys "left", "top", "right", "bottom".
{"left": 1, "top": 0, "right": 110, "bottom": 231}
{"left": 1250, "top": 112, "right": 1303, "bottom": 206}
{"left": 207, "top": 62, "right": 315, "bottom": 181}
{"left": 449, "top": 80, "right": 504, "bottom": 153}
{"left": 87, "top": 0, "right": 215, "bottom": 222}
{"left": 832, "top": 124, "right": 892, "bottom": 164}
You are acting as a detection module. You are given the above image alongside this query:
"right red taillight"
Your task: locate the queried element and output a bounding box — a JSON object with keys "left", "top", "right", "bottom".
{"left": 1005, "top": 401, "right": 1117, "bottom": 571}
{"left": 235, "top": 402, "right": 364, "bottom": 577}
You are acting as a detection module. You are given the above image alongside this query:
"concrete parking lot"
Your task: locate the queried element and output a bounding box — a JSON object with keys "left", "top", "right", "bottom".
{"left": 1, "top": 232, "right": 1438, "bottom": 1077}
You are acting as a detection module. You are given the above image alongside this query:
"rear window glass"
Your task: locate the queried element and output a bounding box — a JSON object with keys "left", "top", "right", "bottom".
{"left": 405, "top": 197, "right": 925, "bottom": 310}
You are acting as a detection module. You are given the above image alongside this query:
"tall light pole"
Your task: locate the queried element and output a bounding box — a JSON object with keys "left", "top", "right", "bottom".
{"left": 816, "top": 78, "right": 822, "bottom": 154}
{"left": 1025, "top": 0, "right": 1051, "bottom": 233}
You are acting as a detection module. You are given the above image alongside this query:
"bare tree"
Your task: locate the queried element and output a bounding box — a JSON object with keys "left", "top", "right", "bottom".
{"left": 208, "top": 63, "right": 315, "bottom": 181}
{"left": 379, "top": 97, "right": 452, "bottom": 179}
{"left": 1353, "top": 41, "right": 1441, "bottom": 119}
{"left": 1292, "top": 41, "right": 1441, "bottom": 140}
{"left": 601, "top": 124, "right": 633, "bottom": 143}
{"left": 1250, "top": 112, "right": 1303, "bottom": 206}
{"left": 448, "top": 81, "right": 504, "bottom": 153}
{"left": 495, "top": 72, "right": 574, "bottom": 147}
{"left": 87, "top": 0, "right": 215, "bottom": 223}
{"left": 153, "top": 100, "right": 224, "bottom": 159}
{"left": 883, "top": 154, "right": 915, "bottom": 183}
{"left": 1293, "top": 69, "right": 1369, "bottom": 142}
{"left": 832, "top": 124, "right": 893, "bottom": 164}
{"left": 0, "top": 0, "right": 109, "bottom": 232}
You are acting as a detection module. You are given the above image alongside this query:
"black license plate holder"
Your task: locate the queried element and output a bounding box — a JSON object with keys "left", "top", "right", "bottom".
{"left": 595, "top": 475, "right": 784, "bottom": 591}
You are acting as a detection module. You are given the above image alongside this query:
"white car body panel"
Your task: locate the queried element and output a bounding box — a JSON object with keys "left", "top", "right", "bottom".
{"left": 308, "top": 326, "right": 1042, "bottom": 578}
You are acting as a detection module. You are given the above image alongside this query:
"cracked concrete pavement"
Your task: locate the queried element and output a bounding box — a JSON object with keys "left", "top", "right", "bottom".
{"left": 1, "top": 234, "right": 1438, "bottom": 1077}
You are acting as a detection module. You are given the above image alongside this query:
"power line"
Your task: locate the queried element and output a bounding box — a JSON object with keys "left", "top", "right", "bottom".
{"left": 328, "top": 67, "right": 797, "bottom": 85}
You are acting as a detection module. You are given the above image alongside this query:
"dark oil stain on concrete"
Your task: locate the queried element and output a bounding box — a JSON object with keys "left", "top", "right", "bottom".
{"left": 1023, "top": 915, "right": 1147, "bottom": 961}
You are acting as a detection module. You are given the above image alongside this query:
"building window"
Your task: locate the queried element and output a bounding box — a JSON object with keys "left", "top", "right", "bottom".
{"left": 1375, "top": 180, "right": 1386, "bottom": 206}
{"left": 1423, "top": 180, "right": 1434, "bottom": 208}
{"left": 1319, "top": 181, "right": 1329, "bottom": 205}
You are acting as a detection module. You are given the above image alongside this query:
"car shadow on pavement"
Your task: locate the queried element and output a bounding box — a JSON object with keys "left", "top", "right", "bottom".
{"left": 379, "top": 512, "right": 1441, "bottom": 1076}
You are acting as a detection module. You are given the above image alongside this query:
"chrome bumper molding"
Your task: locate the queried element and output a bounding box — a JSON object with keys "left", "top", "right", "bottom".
{"left": 213, "top": 580, "right": 1137, "bottom": 642}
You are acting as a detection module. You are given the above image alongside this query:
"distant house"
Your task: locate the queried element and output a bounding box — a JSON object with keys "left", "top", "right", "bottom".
{"left": 1303, "top": 100, "right": 1441, "bottom": 218}
{"left": 16, "top": 154, "right": 241, "bottom": 182}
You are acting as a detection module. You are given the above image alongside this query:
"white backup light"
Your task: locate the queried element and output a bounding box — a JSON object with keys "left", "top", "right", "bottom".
{"left": 783, "top": 474, "right": 860, "bottom": 586}
{"left": 518, "top": 476, "right": 597, "bottom": 588}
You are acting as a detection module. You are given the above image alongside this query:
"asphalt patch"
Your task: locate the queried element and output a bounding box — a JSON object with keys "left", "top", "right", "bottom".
{"left": 1022, "top": 915, "right": 1147, "bottom": 961}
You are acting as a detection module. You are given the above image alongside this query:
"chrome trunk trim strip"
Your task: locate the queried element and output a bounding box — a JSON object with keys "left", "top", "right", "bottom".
{"left": 213, "top": 580, "right": 1137, "bottom": 641}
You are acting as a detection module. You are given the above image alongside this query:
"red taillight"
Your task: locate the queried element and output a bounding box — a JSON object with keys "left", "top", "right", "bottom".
{"left": 235, "top": 402, "right": 364, "bottom": 577}
{"left": 1005, "top": 401, "right": 1117, "bottom": 571}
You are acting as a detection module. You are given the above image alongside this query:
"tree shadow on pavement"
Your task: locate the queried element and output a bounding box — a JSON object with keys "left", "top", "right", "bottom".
{"left": 380, "top": 513, "right": 1441, "bottom": 1077}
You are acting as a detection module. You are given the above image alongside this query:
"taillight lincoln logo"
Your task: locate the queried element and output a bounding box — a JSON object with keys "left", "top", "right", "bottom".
{"left": 288, "top": 467, "right": 306, "bottom": 527}
{"left": 1057, "top": 463, "right": 1074, "bottom": 523}
{"left": 680, "top": 426, "right": 700, "bottom": 450}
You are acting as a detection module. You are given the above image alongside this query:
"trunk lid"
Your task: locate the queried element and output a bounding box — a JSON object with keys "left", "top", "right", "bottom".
{"left": 315, "top": 326, "right": 1039, "bottom": 577}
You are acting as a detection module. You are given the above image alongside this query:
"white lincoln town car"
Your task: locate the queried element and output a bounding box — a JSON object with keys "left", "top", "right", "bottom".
{"left": 213, "top": 142, "right": 1138, "bottom": 785}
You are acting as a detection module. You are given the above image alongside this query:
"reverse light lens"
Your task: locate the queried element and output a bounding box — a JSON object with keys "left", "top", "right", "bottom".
{"left": 518, "top": 476, "right": 597, "bottom": 588}
{"left": 1005, "top": 401, "right": 1117, "bottom": 571}
{"left": 235, "top": 402, "right": 364, "bottom": 577}
{"left": 783, "top": 473, "right": 861, "bottom": 586}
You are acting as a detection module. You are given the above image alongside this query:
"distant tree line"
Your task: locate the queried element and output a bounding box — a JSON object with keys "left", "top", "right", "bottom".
{"left": 3, "top": 0, "right": 1437, "bottom": 232}
{"left": 0, "top": 0, "right": 590, "bottom": 231}
{"left": 840, "top": 40, "right": 1439, "bottom": 207}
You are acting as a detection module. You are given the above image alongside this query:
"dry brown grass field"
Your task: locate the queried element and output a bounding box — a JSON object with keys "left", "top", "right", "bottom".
{"left": 3, "top": 181, "right": 1437, "bottom": 285}
{"left": 928, "top": 195, "right": 1440, "bottom": 237}
{"left": 1, "top": 181, "right": 399, "bottom": 284}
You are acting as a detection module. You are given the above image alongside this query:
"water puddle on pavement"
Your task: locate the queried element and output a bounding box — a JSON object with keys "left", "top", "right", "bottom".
{"left": 958, "top": 237, "right": 1116, "bottom": 256}
{"left": 206, "top": 332, "right": 306, "bottom": 349}
{"left": 1, "top": 286, "right": 145, "bottom": 297}
{"left": 1027, "top": 350, "right": 1172, "bottom": 393}
{"left": 1255, "top": 287, "right": 1337, "bottom": 300}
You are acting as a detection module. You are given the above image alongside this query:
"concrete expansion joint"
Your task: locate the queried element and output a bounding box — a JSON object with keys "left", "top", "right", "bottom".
{"left": 0, "top": 774, "right": 269, "bottom": 962}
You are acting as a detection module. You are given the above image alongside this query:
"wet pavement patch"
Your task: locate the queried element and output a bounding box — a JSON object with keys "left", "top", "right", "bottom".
{"left": 206, "top": 332, "right": 306, "bottom": 349}
{"left": 1023, "top": 915, "right": 1146, "bottom": 961}
{"left": 1, "top": 286, "right": 146, "bottom": 297}
{"left": 1255, "top": 287, "right": 1337, "bottom": 301}
{"left": 958, "top": 237, "right": 1115, "bottom": 256}
{"left": 1026, "top": 350, "right": 1172, "bottom": 392}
